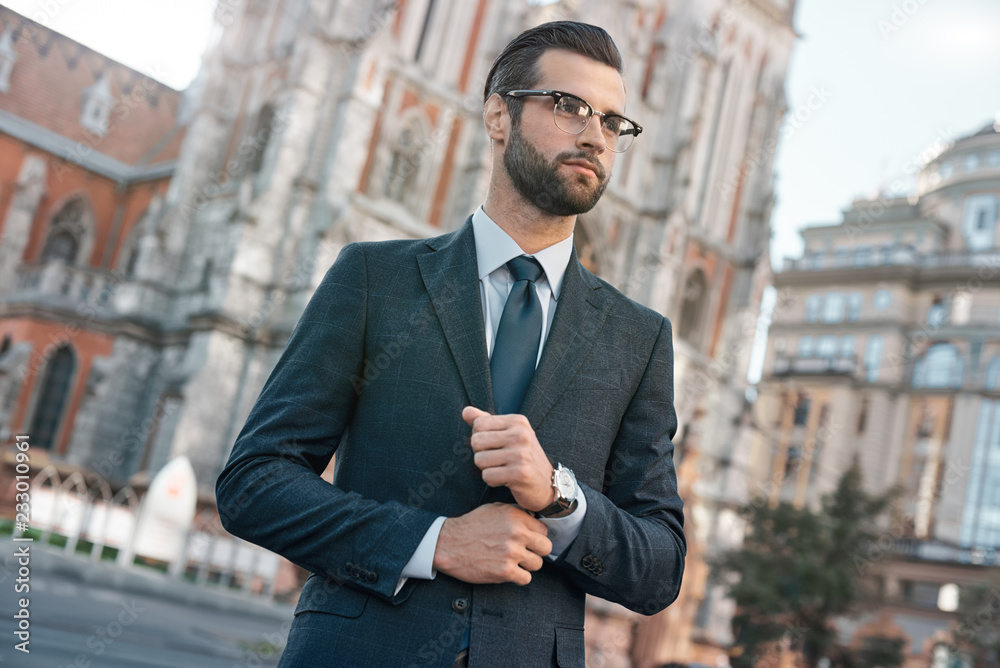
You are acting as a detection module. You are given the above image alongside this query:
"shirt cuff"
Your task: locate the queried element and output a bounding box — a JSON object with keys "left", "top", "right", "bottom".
{"left": 394, "top": 516, "right": 446, "bottom": 595}
{"left": 538, "top": 491, "right": 588, "bottom": 560}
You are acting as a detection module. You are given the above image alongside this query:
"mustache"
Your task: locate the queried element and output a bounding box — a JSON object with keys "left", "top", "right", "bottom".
{"left": 556, "top": 151, "right": 607, "bottom": 181}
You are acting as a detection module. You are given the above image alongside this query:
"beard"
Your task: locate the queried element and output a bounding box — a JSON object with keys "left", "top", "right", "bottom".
{"left": 503, "top": 120, "right": 609, "bottom": 216}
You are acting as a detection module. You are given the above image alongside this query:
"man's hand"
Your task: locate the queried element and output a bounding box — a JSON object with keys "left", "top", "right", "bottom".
{"left": 463, "top": 406, "right": 555, "bottom": 512}
{"left": 433, "top": 503, "right": 553, "bottom": 585}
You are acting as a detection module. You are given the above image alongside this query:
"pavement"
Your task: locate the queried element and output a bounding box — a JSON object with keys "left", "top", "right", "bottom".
{"left": 24, "top": 541, "right": 295, "bottom": 621}
{"left": 0, "top": 537, "right": 297, "bottom": 666}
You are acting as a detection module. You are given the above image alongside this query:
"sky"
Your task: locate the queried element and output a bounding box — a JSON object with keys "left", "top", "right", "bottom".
{"left": 7, "top": 0, "right": 998, "bottom": 265}
{"left": 3, "top": 0, "right": 999, "bottom": 382}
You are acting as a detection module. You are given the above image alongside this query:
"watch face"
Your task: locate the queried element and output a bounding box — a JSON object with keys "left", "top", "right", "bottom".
{"left": 554, "top": 467, "right": 577, "bottom": 499}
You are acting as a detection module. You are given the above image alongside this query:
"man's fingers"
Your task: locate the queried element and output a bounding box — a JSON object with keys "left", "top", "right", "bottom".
{"left": 518, "top": 549, "right": 544, "bottom": 573}
{"left": 462, "top": 405, "right": 490, "bottom": 426}
{"left": 524, "top": 529, "right": 553, "bottom": 558}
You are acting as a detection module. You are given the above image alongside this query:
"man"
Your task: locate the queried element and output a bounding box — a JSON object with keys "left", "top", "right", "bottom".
{"left": 217, "top": 21, "right": 685, "bottom": 668}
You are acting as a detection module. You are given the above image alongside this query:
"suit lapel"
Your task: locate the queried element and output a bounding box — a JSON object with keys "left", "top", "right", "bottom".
{"left": 520, "top": 248, "right": 609, "bottom": 427}
{"left": 416, "top": 217, "right": 494, "bottom": 412}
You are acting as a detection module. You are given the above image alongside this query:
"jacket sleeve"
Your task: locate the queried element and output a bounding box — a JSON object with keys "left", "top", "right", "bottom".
{"left": 215, "top": 243, "right": 439, "bottom": 603}
{"left": 554, "top": 316, "right": 686, "bottom": 615}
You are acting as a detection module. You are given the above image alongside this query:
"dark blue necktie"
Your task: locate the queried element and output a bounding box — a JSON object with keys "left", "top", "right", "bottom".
{"left": 490, "top": 256, "right": 544, "bottom": 415}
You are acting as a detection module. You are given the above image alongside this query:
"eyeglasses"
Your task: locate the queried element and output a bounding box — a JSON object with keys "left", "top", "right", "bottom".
{"left": 504, "top": 89, "right": 642, "bottom": 153}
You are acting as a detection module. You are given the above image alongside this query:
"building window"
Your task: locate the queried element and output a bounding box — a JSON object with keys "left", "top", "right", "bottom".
{"left": 28, "top": 345, "right": 76, "bottom": 450}
{"left": 988, "top": 150, "right": 1000, "bottom": 168}
{"left": 822, "top": 292, "right": 845, "bottom": 323}
{"left": 80, "top": 71, "right": 114, "bottom": 136}
{"left": 864, "top": 335, "right": 883, "bottom": 382}
{"left": 793, "top": 393, "right": 810, "bottom": 426}
{"left": 940, "top": 161, "right": 954, "bottom": 179}
{"left": 805, "top": 295, "right": 821, "bottom": 323}
{"left": 817, "top": 335, "right": 837, "bottom": 358}
{"left": 874, "top": 289, "right": 892, "bottom": 311}
{"left": 382, "top": 116, "right": 427, "bottom": 207}
{"left": 840, "top": 335, "right": 856, "bottom": 358}
{"left": 985, "top": 356, "right": 999, "bottom": 390}
{"left": 961, "top": 194, "right": 998, "bottom": 251}
{"left": 912, "top": 343, "right": 963, "bottom": 389}
{"left": 853, "top": 245, "right": 872, "bottom": 267}
{"left": 798, "top": 335, "right": 814, "bottom": 358}
{"left": 413, "top": 0, "right": 438, "bottom": 63}
{"left": 927, "top": 297, "right": 949, "bottom": 328}
{"left": 848, "top": 293, "right": 863, "bottom": 321}
{"left": 678, "top": 270, "right": 708, "bottom": 342}
{"left": 0, "top": 25, "right": 17, "bottom": 92}
{"left": 247, "top": 103, "right": 276, "bottom": 177}
{"left": 41, "top": 230, "right": 79, "bottom": 264}
{"left": 42, "top": 198, "right": 89, "bottom": 264}
{"left": 964, "top": 153, "right": 980, "bottom": 172}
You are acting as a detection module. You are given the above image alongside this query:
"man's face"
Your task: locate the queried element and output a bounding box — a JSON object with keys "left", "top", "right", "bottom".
{"left": 501, "top": 49, "right": 626, "bottom": 216}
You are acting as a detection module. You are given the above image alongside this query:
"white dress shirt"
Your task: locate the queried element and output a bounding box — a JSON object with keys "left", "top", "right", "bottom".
{"left": 395, "top": 206, "right": 588, "bottom": 593}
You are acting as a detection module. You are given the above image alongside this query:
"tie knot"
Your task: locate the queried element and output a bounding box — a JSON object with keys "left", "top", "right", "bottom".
{"left": 506, "top": 255, "right": 543, "bottom": 283}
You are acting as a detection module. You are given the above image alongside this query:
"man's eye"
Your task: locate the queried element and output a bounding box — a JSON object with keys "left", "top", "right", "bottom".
{"left": 604, "top": 117, "right": 625, "bottom": 134}
{"left": 557, "top": 97, "right": 589, "bottom": 116}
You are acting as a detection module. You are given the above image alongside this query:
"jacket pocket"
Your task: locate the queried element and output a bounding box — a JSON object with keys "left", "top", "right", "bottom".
{"left": 294, "top": 574, "right": 369, "bottom": 619}
{"left": 554, "top": 626, "right": 585, "bottom": 667}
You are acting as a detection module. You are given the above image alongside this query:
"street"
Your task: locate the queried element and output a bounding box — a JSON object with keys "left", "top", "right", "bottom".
{"left": 0, "top": 541, "right": 292, "bottom": 667}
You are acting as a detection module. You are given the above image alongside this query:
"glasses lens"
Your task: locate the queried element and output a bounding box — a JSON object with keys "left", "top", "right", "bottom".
{"left": 607, "top": 118, "right": 638, "bottom": 153}
{"left": 553, "top": 95, "right": 590, "bottom": 133}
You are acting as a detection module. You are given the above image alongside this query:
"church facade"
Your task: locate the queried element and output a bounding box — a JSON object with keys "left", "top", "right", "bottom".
{"left": 0, "top": 1, "right": 798, "bottom": 664}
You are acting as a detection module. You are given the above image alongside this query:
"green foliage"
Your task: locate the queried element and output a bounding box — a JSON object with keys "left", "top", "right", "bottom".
{"left": 952, "top": 574, "right": 1000, "bottom": 668}
{"left": 714, "top": 462, "right": 902, "bottom": 668}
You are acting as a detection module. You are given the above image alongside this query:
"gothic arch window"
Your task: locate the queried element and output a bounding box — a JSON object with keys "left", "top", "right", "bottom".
{"left": 29, "top": 345, "right": 77, "bottom": 451}
{"left": 678, "top": 269, "right": 708, "bottom": 342}
{"left": 912, "top": 343, "right": 964, "bottom": 389}
{"left": 382, "top": 115, "right": 428, "bottom": 207}
{"left": 247, "top": 102, "right": 276, "bottom": 177}
{"left": 41, "top": 230, "right": 79, "bottom": 263}
{"left": 42, "top": 197, "right": 91, "bottom": 265}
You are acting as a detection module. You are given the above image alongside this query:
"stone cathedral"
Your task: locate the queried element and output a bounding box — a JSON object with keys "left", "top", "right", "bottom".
{"left": 0, "top": 0, "right": 797, "bottom": 664}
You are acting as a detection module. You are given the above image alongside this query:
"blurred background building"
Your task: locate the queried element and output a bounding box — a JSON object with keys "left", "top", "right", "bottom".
{"left": 3, "top": 0, "right": 995, "bottom": 666}
{"left": 754, "top": 122, "right": 1000, "bottom": 666}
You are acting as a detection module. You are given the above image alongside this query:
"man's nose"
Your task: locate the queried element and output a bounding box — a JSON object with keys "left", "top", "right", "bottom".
{"left": 575, "top": 115, "right": 607, "bottom": 152}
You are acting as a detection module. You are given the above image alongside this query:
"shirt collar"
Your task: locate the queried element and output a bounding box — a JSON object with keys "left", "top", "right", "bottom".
{"left": 471, "top": 205, "right": 574, "bottom": 300}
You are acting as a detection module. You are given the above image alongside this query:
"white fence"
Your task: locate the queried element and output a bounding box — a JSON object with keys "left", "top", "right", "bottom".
{"left": 25, "top": 465, "right": 282, "bottom": 597}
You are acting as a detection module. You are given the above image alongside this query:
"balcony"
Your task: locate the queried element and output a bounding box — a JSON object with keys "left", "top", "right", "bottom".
{"left": 8, "top": 261, "right": 120, "bottom": 314}
{"left": 781, "top": 247, "right": 1000, "bottom": 273}
{"left": 892, "top": 538, "right": 999, "bottom": 566}
{"left": 772, "top": 354, "right": 858, "bottom": 376}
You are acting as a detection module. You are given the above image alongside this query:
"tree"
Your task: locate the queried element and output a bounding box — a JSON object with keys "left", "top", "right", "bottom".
{"left": 714, "top": 463, "right": 904, "bottom": 668}
{"left": 952, "top": 571, "right": 1000, "bottom": 668}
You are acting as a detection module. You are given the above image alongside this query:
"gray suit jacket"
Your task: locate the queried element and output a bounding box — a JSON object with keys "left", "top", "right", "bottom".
{"left": 216, "top": 217, "right": 685, "bottom": 667}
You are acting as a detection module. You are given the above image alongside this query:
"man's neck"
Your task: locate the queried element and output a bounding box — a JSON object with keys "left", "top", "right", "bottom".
{"left": 482, "top": 191, "right": 575, "bottom": 255}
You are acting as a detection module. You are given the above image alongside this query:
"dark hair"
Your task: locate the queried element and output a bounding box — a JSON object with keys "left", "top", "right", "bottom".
{"left": 483, "top": 21, "right": 623, "bottom": 120}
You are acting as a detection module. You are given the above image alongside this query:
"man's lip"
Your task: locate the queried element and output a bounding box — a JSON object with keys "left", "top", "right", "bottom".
{"left": 562, "top": 160, "right": 599, "bottom": 177}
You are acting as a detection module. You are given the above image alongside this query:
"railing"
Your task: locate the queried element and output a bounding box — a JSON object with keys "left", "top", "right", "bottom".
{"left": 22, "top": 465, "right": 282, "bottom": 598}
{"left": 782, "top": 247, "right": 1000, "bottom": 272}
{"left": 892, "top": 538, "right": 999, "bottom": 566}
{"left": 11, "top": 261, "right": 119, "bottom": 312}
{"left": 772, "top": 355, "right": 858, "bottom": 375}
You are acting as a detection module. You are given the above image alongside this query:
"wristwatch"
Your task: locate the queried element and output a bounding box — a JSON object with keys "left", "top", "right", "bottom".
{"left": 536, "top": 463, "right": 578, "bottom": 518}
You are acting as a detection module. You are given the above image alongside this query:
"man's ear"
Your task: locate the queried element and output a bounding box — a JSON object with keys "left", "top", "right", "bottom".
{"left": 483, "top": 93, "right": 508, "bottom": 143}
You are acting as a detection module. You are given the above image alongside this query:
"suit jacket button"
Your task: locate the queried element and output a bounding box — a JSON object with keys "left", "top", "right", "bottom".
{"left": 366, "top": 571, "right": 378, "bottom": 584}
{"left": 452, "top": 597, "right": 469, "bottom": 613}
{"left": 582, "top": 555, "right": 594, "bottom": 569}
